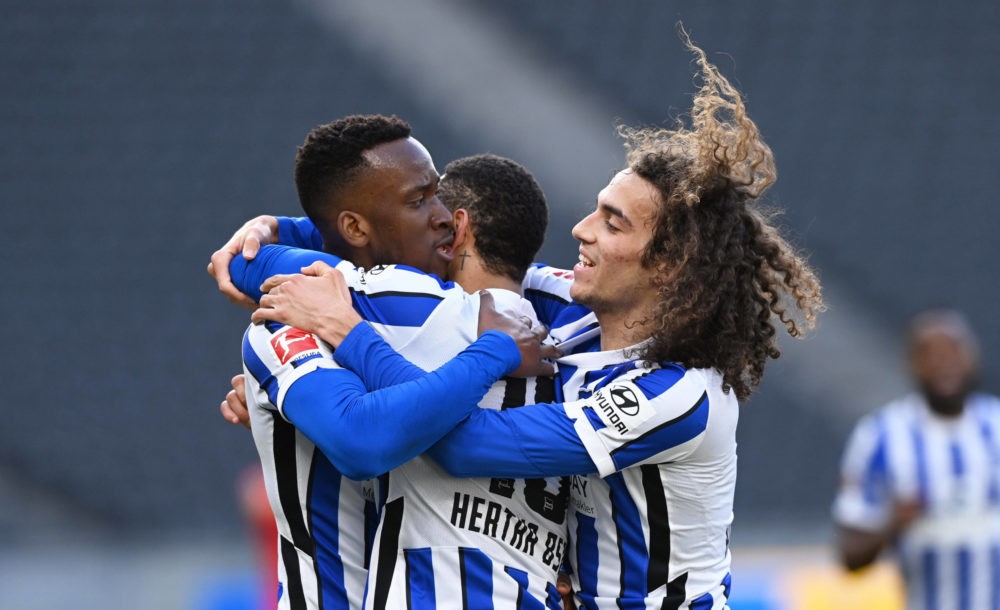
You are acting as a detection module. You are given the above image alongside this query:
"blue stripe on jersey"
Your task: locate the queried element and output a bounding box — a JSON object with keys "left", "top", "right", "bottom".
{"left": 544, "top": 582, "right": 562, "bottom": 610}
{"left": 690, "top": 591, "right": 713, "bottom": 610}
{"left": 912, "top": 424, "right": 930, "bottom": 505}
{"left": 606, "top": 472, "right": 648, "bottom": 604}
{"left": 554, "top": 363, "right": 576, "bottom": 403}
{"left": 951, "top": 441, "right": 966, "bottom": 477}
{"left": 351, "top": 290, "right": 444, "bottom": 328}
{"left": 609, "top": 392, "right": 710, "bottom": 470}
{"left": 977, "top": 416, "right": 1000, "bottom": 504}
{"left": 923, "top": 548, "right": 938, "bottom": 610}
{"left": 391, "top": 264, "right": 455, "bottom": 290}
{"left": 573, "top": 512, "right": 599, "bottom": 609}
{"left": 958, "top": 546, "right": 971, "bottom": 610}
{"left": 291, "top": 352, "right": 323, "bottom": 368}
{"left": 243, "top": 332, "right": 279, "bottom": 406}
{"left": 309, "top": 453, "right": 350, "bottom": 609}
{"left": 460, "top": 548, "right": 494, "bottom": 610}
{"left": 862, "top": 422, "right": 888, "bottom": 506}
{"left": 992, "top": 544, "right": 1000, "bottom": 609}
{"left": 722, "top": 572, "right": 732, "bottom": 599}
{"left": 502, "top": 566, "right": 528, "bottom": 609}
{"left": 405, "top": 548, "right": 436, "bottom": 610}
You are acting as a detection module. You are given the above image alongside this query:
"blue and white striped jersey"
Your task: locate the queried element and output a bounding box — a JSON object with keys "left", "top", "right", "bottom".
{"left": 524, "top": 263, "right": 740, "bottom": 608}
{"left": 833, "top": 392, "right": 1000, "bottom": 610}
{"left": 236, "top": 244, "right": 568, "bottom": 610}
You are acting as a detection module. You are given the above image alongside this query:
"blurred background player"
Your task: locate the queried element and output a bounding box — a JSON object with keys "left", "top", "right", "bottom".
{"left": 833, "top": 308, "right": 1000, "bottom": 610}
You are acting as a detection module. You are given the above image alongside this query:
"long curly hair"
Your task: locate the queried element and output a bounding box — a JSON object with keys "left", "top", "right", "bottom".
{"left": 624, "top": 29, "right": 824, "bottom": 399}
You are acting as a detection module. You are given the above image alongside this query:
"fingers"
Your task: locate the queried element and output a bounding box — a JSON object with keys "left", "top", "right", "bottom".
{"left": 540, "top": 343, "right": 563, "bottom": 361}
{"left": 301, "top": 260, "right": 333, "bottom": 276}
{"left": 260, "top": 273, "right": 296, "bottom": 293}
{"left": 221, "top": 394, "right": 251, "bottom": 429}
{"left": 242, "top": 234, "right": 261, "bottom": 259}
{"left": 232, "top": 374, "right": 246, "bottom": 401}
{"left": 479, "top": 290, "right": 496, "bottom": 311}
{"left": 220, "top": 374, "right": 251, "bottom": 428}
{"left": 251, "top": 306, "right": 281, "bottom": 325}
{"left": 208, "top": 244, "right": 257, "bottom": 309}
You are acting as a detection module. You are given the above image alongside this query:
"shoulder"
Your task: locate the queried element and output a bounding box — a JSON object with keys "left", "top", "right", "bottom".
{"left": 352, "top": 264, "right": 460, "bottom": 297}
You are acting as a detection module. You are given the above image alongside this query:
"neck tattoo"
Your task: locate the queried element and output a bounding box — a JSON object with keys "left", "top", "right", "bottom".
{"left": 459, "top": 251, "right": 472, "bottom": 270}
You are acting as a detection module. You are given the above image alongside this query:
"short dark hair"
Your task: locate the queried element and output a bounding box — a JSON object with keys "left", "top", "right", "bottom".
{"left": 294, "top": 114, "right": 411, "bottom": 234}
{"left": 438, "top": 154, "right": 548, "bottom": 282}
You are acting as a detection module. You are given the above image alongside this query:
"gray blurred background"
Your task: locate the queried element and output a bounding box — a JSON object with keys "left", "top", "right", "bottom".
{"left": 3, "top": 0, "right": 998, "bottom": 607}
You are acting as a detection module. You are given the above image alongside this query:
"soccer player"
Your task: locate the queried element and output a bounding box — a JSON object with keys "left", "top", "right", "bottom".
{"left": 833, "top": 308, "right": 1000, "bottom": 610}
{"left": 214, "top": 113, "right": 467, "bottom": 610}
{"left": 240, "top": 34, "right": 825, "bottom": 609}
{"left": 226, "top": 149, "right": 580, "bottom": 608}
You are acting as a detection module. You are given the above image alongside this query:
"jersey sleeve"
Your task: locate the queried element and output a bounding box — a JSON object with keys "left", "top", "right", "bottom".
{"left": 832, "top": 414, "right": 892, "bottom": 532}
{"left": 333, "top": 321, "right": 429, "bottom": 390}
{"left": 426, "top": 402, "right": 598, "bottom": 478}
{"left": 248, "top": 322, "right": 522, "bottom": 480}
{"left": 276, "top": 216, "right": 323, "bottom": 250}
{"left": 229, "top": 244, "right": 347, "bottom": 302}
{"left": 562, "top": 366, "right": 711, "bottom": 477}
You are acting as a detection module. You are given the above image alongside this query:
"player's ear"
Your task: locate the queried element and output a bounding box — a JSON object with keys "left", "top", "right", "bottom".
{"left": 452, "top": 208, "right": 471, "bottom": 249}
{"left": 338, "top": 210, "right": 370, "bottom": 247}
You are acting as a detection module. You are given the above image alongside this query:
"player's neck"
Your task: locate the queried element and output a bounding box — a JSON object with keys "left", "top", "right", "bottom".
{"left": 450, "top": 248, "right": 521, "bottom": 295}
{"left": 595, "top": 309, "right": 655, "bottom": 352}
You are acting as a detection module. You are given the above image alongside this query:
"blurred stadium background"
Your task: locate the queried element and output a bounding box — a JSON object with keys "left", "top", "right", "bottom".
{"left": 3, "top": 0, "right": 998, "bottom": 608}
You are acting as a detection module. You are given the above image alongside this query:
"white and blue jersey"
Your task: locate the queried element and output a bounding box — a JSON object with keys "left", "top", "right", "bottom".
{"left": 234, "top": 239, "right": 569, "bottom": 610}
{"left": 423, "top": 342, "right": 738, "bottom": 609}
{"left": 833, "top": 393, "right": 1000, "bottom": 610}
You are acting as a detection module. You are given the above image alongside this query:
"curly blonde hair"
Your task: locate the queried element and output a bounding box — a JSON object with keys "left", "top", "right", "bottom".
{"left": 622, "top": 28, "right": 824, "bottom": 399}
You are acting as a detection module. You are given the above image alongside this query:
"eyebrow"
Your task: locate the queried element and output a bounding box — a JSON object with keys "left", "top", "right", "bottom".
{"left": 599, "top": 202, "right": 633, "bottom": 227}
{"left": 401, "top": 173, "right": 439, "bottom": 199}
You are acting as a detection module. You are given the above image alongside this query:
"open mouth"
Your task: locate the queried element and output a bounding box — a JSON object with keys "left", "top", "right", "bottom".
{"left": 435, "top": 235, "right": 455, "bottom": 260}
{"left": 577, "top": 252, "right": 595, "bottom": 268}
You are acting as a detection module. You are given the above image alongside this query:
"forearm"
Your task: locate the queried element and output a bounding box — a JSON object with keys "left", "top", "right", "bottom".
{"left": 333, "top": 322, "right": 428, "bottom": 390}
{"left": 427, "top": 402, "right": 597, "bottom": 479}
{"left": 229, "top": 245, "right": 343, "bottom": 301}
{"left": 285, "top": 331, "right": 521, "bottom": 480}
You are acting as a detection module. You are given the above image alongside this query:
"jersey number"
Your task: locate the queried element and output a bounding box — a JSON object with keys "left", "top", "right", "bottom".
{"left": 489, "top": 477, "right": 570, "bottom": 525}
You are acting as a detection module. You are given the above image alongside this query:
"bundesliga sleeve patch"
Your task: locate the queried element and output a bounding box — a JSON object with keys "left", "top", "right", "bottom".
{"left": 269, "top": 327, "right": 321, "bottom": 365}
{"left": 586, "top": 381, "right": 654, "bottom": 435}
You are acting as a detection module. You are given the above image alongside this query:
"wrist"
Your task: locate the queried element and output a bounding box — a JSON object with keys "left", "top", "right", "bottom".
{"left": 315, "top": 311, "right": 364, "bottom": 348}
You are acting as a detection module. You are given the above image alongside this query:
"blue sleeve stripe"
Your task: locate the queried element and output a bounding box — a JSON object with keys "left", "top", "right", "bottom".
{"left": 242, "top": 331, "right": 279, "bottom": 406}
{"left": 351, "top": 290, "right": 445, "bottom": 327}
{"left": 609, "top": 391, "right": 710, "bottom": 469}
